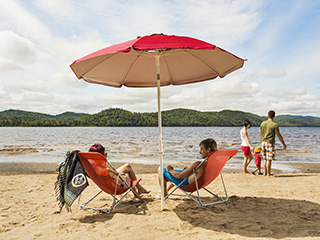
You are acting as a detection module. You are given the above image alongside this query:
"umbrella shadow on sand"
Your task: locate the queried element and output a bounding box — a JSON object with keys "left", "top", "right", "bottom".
{"left": 78, "top": 198, "right": 153, "bottom": 223}
{"left": 174, "top": 195, "right": 320, "bottom": 239}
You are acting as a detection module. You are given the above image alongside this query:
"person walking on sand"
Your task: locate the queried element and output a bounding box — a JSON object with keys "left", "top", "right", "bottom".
{"left": 240, "top": 120, "right": 254, "bottom": 173}
{"left": 260, "top": 110, "right": 287, "bottom": 177}
{"left": 252, "top": 146, "right": 263, "bottom": 175}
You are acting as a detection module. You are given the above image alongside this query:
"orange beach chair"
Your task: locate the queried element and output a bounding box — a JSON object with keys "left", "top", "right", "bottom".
{"left": 77, "top": 152, "right": 143, "bottom": 213}
{"left": 164, "top": 149, "right": 238, "bottom": 207}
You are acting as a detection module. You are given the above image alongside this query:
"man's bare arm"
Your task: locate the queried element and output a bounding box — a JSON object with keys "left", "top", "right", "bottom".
{"left": 166, "top": 161, "right": 201, "bottom": 179}
{"left": 276, "top": 132, "right": 287, "bottom": 150}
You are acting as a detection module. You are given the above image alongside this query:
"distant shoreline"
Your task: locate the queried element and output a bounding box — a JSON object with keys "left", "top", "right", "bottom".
{"left": 1, "top": 108, "right": 320, "bottom": 127}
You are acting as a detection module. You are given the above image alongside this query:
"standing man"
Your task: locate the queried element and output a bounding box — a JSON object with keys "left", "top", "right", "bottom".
{"left": 260, "top": 110, "right": 287, "bottom": 177}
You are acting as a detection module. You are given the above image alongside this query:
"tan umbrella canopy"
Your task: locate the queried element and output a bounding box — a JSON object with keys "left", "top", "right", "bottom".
{"left": 70, "top": 33, "right": 246, "bottom": 210}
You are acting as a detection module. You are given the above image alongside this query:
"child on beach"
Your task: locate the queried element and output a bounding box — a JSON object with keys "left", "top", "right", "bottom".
{"left": 252, "top": 146, "right": 263, "bottom": 175}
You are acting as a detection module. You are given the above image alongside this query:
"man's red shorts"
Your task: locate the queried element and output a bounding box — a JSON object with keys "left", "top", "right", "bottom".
{"left": 241, "top": 146, "right": 251, "bottom": 156}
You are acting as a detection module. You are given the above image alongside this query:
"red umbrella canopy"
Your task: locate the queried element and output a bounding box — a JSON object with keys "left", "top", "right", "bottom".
{"left": 70, "top": 34, "right": 245, "bottom": 88}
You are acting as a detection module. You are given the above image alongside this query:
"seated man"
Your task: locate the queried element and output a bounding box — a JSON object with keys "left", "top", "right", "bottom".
{"left": 157, "top": 138, "right": 217, "bottom": 197}
{"left": 89, "top": 144, "right": 150, "bottom": 196}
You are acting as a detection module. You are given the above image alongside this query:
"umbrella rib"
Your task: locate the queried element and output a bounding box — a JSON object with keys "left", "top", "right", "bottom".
{"left": 122, "top": 51, "right": 145, "bottom": 86}
{"left": 161, "top": 54, "right": 174, "bottom": 85}
{"left": 76, "top": 54, "right": 119, "bottom": 79}
{"left": 161, "top": 48, "right": 227, "bottom": 86}
{"left": 180, "top": 49, "right": 221, "bottom": 77}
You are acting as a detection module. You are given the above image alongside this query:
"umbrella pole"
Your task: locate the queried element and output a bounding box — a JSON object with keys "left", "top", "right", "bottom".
{"left": 156, "top": 55, "right": 165, "bottom": 211}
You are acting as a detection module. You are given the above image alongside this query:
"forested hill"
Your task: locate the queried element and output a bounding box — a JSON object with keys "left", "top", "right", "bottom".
{"left": 0, "top": 108, "right": 320, "bottom": 127}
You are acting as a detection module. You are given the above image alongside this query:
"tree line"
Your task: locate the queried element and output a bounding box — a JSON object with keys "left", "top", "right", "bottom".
{"left": 0, "top": 108, "right": 319, "bottom": 127}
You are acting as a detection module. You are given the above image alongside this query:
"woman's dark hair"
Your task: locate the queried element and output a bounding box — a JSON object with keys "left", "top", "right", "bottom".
{"left": 244, "top": 120, "right": 251, "bottom": 127}
{"left": 199, "top": 138, "right": 217, "bottom": 152}
{"left": 89, "top": 143, "right": 105, "bottom": 155}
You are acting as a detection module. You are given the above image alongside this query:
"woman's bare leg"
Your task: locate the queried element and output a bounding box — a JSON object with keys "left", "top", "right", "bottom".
{"left": 243, "top": 156, "right": 249, "bottom": 173}
{"left": 243, "top": 154, "right": 253, "bottom": 173}
{"left": 117, "top": 163, "right": 150, "bottom": 194}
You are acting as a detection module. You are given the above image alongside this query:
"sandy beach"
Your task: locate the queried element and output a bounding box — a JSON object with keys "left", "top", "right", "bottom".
{"left": 1, "top": 162, "right": 320, "bottom": 240}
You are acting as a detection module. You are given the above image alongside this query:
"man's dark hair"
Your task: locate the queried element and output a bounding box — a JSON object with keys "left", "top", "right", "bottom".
{"left": 268, "top": 110, "right": 276, "bottom": 119}
{"left": 244, "top": 120, "right": 251, "bottom": 127}
{"left": 199, "top": 138, "right": 217, "bottom": 152}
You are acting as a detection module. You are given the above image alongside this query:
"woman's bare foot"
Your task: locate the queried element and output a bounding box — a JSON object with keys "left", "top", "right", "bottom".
{"left": 138, "top": 187, "right": 151, "bottom": 195}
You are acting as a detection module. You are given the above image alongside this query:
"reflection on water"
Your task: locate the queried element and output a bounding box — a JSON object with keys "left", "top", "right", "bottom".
{"left": 0, "top": 127, "right": 319, "bottom": 171}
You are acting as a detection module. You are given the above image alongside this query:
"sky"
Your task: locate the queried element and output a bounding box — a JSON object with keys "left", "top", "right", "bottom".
{"left": 0, "top": 0, "right": 319, "bottom": 117}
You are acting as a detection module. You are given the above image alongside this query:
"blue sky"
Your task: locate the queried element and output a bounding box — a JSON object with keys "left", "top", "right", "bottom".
{"left": 0, "top": 0, "right": 319, "bottom": 117}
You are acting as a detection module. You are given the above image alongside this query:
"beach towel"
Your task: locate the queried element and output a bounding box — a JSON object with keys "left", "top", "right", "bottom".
{"left": 54, "top": 150, "right": 88, "bottom": 212}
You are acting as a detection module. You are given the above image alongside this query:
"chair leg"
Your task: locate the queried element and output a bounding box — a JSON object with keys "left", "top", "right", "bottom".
{"left": 78, "top": 180, "right": 143, "bottom": 213}
{"left": 200, "top": 172, "right": 229, "bottom": 206}
{"left": 166, "top": 172, "right": 229, "bottom": 208}
{"left": 164, "top": 177, "right": 188, "bottom": 200}
{"left": 78, "top": 190, "right": 103, "bottom": 210}
{"left": 114, "top": 174, "right": 144, "bottom": 202}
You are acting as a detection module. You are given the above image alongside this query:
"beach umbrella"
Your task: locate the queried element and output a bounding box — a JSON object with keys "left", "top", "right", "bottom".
{"left": 70, "top": 33, "right": 246, "bottom": 210}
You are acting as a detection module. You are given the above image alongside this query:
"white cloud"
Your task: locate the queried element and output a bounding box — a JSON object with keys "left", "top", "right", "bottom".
{"left": 252, "top": 68, "right": 287, "bottom": 79}
{"left": 52, "top": 31, "right": 108, "bottom": 63}
{"left": 270, "top": 100, "right": 318, "bottom": 115}
{"left": 289, "top": 86, "right": 307, "bottom": 95}
{"left": 206, "top": 75, "right": 260, "bottom": 97}
{"left": 0, "top": 30, "right": 47, "bottom": 72}
{"left": 0, "top": 58, "right": 23, "bottom": 72}
{"left": 33, "top": 0, "right": 81, "bottom": 23}
{"left": 95, "top": 88, "right": 156, "bottom": 106}
{"left": 173, "top": 0, "right": 265, "bottom": 48}
{"left": 265, "top": 89, "right": 286, "bottom": 99}
{"left": 49, "top": 64, "right": 87, "bottom": 88}
{"left": 2, "top": 74, "right": 53, "bottom": 93}
{"left": 0, "top": 1, "right": 51, "bottom": 42}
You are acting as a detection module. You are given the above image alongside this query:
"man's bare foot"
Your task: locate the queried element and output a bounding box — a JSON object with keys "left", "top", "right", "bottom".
{"left": 266, "top": 174, "right": 275, "bottom": 178}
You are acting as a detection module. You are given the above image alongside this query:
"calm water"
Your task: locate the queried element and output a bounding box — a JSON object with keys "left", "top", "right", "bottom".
{"left": 0, "top": 127, "right": 319, "bottom": 172}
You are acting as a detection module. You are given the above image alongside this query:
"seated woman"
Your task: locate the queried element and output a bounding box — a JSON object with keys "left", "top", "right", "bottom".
{"left": 158, "top": 138, "right": 217, "bottom": 197}
{"left": 89, "top": 144, "right": 150, "bottom": 196}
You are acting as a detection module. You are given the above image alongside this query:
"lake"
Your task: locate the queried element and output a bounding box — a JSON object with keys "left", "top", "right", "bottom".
{"left": 0, "top": 127, "right": 319, "bottom": 172}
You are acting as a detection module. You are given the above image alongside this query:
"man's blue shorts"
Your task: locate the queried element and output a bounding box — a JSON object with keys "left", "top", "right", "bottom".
{"left": 163, "top": 167, "right": 189, "bottom": 187}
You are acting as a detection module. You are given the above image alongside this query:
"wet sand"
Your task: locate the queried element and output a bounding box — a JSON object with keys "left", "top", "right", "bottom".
{"left": 1, "top": 161, "right": 320, "bottom": 175}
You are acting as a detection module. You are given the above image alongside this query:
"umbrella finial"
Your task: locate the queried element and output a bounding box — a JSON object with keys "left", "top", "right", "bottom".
{"left": 137, "top": 33, "right": 165, "bottom": 39}
{"left": 150, "top": 33, "right": 165, "bottom": 36}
